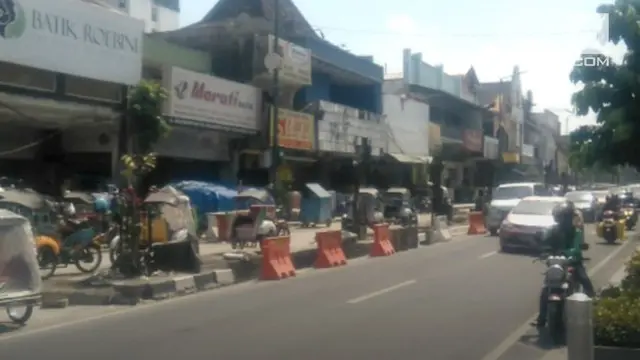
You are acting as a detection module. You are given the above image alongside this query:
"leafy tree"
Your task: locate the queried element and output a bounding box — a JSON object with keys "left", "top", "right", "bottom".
{"left": 569, "top": 0, "right": 640, "bottom": 169}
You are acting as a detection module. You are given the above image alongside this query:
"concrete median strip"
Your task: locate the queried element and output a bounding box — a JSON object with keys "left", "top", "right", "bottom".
{"left": 41, "top": 223, "right": 471, "bottom": 309}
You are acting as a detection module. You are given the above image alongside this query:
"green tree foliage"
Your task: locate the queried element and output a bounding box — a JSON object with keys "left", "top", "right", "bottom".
{"left": 569, "top": 0, "right": 640, "bottom": 169}
{"left": 127, "top": 80, "right": 170, "bottom": 154}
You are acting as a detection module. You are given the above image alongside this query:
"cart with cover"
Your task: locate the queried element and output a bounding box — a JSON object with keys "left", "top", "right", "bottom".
{"left": 0, "top": 209, "right": 42, "bottom": 325}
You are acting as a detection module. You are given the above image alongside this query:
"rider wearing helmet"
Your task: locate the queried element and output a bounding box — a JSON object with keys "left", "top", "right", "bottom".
{"left": 532, "top": 199, "right": 595, "bottom": 328}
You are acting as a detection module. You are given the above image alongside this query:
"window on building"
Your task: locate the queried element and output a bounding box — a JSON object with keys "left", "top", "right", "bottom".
{"left": 118, "top": 0, "right": 126, "bottom": 9}
{"left": 151, "top": 7, "right": 158, "bottom": 21}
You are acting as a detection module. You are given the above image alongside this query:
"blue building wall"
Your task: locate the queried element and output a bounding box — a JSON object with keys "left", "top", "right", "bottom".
{"left": 295, "top": 71, "right": 382, "bottom": 114}
{"left": 291, "top": 36, "right": 383, "bottom": 114}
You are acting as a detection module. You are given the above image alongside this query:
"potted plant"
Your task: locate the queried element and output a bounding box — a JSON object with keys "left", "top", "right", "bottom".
{"left": 593, "top": 250, "right": 640, "bottom": 359}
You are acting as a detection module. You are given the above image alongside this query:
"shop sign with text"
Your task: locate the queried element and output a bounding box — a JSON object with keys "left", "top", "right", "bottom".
{"left": 0, "top": 0, "right": 144, "bottom": 84}
{"left": 270, "top": 107, "right": 315, "bottom": 150}
{"left": 164, "top": 67, "right": 261, "bottom": 132}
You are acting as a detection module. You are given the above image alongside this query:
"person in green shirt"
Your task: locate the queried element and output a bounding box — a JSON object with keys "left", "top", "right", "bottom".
{"left": 532, "top": 200, "right": 595, "bottom": 328}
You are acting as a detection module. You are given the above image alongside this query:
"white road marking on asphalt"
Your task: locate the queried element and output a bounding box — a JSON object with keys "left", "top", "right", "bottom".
{"left": 479, "top": 239, "right": 635, "bottom": 360}
{"left": 346, "top": 280, "right": 417, "bottom": 304}
{"left": 479, "top": 251, "right": 497, "bottom": 259}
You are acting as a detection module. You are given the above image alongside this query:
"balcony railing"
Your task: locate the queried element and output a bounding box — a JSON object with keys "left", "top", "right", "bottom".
{"left": 315, "top": 100, "right": 387, "bottom": 155}
{"left": 316, "top": 100, "right": 382, "bottom": 123}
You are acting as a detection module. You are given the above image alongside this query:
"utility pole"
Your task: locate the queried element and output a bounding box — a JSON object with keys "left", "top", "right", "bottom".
{"left": 270, "top": 0, "right": 281, "bottom": 190}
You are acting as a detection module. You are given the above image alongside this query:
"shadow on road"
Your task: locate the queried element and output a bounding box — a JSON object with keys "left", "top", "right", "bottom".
{"left": 519, "top": 327, "right": 565, "bottom": 351}
{"left": 0, "top": 322, "right": 25, "bottom": 335}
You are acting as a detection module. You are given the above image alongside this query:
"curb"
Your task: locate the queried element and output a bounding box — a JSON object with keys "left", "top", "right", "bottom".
{"left": 42, "top": 226, "right": 467, "bottom": 309}
{"left": 41, "top": 268, "right": 236, "bottom": 308}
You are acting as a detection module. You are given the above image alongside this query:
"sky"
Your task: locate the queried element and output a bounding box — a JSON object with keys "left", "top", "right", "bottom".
{"left": 180, "top": 0, "right": 624, "bottom": 134}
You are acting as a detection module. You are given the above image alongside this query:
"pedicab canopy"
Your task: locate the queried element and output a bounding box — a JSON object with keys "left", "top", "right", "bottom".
{"left": 0, "top": 209, "right": 42, "bottom": 297}
{"left": 143, "top": 186, "right": 197, "bottom": 239}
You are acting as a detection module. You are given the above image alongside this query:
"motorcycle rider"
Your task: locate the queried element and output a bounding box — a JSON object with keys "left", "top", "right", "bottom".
{"left": 532, "top": 199, "right": 595, "bottom": 328}
{"left": 599, "top": 194, "right": 620, "bottom": 222}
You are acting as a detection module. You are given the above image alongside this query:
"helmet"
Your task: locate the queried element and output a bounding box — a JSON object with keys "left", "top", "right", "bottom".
{"left": 552, "top": 200, "right": 576, "bottom": 226}
{"left": 94, "top": 197, "right": 109, "bottom": 213}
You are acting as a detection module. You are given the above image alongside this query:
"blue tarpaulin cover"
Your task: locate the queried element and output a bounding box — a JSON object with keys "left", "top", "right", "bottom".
{"left": 170, "top": 181, "right": 271, "bottom": 214}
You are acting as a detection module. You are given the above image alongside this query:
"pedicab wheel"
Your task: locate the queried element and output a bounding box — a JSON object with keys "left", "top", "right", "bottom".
{"left": 277, "top": 226, "right": 290, "bottom": 236}
{"left": 7, "top": 304, "right": 34, "bottom": 325}
{"left": 75, "top": 244, "right": 103, "bottom": 273}
{"left": 37, "top": 245, "right": 58, "bottom": 280}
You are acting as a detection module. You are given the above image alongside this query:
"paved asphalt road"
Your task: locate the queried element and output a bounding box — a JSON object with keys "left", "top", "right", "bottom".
{"left": 0, "top": 225, "right": 637, "bottom": 360}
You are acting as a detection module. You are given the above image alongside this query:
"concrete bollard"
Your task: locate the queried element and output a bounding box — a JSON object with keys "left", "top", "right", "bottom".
{"left": 566, "top": 292, "right": 594, "bottom": 360}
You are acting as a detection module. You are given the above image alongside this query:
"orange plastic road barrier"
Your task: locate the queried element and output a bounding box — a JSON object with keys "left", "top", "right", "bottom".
{"left": 314, "top": 230, "right": 347, "bottom": 268}
{"left": 370, "top": 224, "right": 396, "bottom": 257}
{"left": 260, "top": 236, "right": 296, "bottom": 280}
{"left": 467, "top": 211, "right": 487, "bottom": 235}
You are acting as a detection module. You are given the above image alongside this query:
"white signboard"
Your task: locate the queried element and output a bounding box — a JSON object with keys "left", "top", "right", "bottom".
{"left": 164, "top": 67, "right": 262, "bottom": 132}
{"left": 268, "top": 35, "right": 311, "bottom": 86}
{"left": 0, "top": 0, "right": 144, "bottom": 85}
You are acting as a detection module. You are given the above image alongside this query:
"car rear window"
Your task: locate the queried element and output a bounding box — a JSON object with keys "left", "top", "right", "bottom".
{"left": 493, "top": 186, "right": 533, "bottom": 200}
{"left": 511, "top": 200, "right": 559, "bottom": 215}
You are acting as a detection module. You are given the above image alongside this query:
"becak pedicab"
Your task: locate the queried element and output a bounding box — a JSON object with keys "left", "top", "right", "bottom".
{"left": 230, "top": 189, "right": 289, "bottom": 249}
{"left": 0, "top": 209, "right": 42, "bottom": 325}
{"left": 109, "top": 186, "right": 201, "bottom": 273}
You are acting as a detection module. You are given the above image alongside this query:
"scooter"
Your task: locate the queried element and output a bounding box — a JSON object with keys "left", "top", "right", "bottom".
{"left": 621, "top": 206, "right": 637, "bottom": 230}
{"left": 601, "top": 210, "right": 618, "bottom": 244}
{"left": 36, "top": 220, "right": 103, "bottom": 279}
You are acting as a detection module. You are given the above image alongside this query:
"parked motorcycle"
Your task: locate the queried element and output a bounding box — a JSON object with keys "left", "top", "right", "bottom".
{"left": 37, "top": 220, "right": 103, "bottom": 279}
{"left": 537, "top": 254, "right": 580, "bottom": 344}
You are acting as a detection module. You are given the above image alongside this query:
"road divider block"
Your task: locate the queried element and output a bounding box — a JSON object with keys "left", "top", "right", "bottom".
{"left": 467, "top": 211, "right": 487, "bottom": 235}
{"left": 314, "top": 230, "right": 347, "bottom": 268}
{"left": 259, "top": 236, "right": 296, "bottom": 280}
{"left": 431, "top": 216, "right": 452, "bottom": 243}
{"left": 370, "top": 224, "right": 395, "bottom": 257}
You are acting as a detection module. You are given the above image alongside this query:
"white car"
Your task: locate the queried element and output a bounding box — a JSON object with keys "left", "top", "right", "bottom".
{"left": 486, "top": 182, "right": 552, "bottom": 235}
{"left": 499, "top": 196, "right": 565, "bottom": 253}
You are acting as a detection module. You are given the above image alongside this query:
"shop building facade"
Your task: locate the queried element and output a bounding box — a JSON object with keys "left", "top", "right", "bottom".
{"left": 0, "top": 0, "right": 144, "bottom": 194}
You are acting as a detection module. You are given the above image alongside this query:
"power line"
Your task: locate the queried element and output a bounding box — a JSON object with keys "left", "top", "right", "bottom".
{"left": 311, "top": 25, "right": 599, "bottom": 39}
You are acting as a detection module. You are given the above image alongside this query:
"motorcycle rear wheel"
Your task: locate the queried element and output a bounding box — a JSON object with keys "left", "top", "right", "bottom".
{"left": 37, "top": 245, "right": 58, "bottom": 280}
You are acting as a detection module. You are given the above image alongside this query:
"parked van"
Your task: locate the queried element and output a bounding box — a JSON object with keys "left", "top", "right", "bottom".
{"left": 486, "top": 182, "right": 552, "bottom": 235}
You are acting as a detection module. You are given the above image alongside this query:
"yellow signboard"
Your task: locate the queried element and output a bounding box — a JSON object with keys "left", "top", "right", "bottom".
{"left": 502, "top": 152, "right": 520, "bottom": 164}
{"left": 270, "top": 107, "right": 315, "bottom": 150}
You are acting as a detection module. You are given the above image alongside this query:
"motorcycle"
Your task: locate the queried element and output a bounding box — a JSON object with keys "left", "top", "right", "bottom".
{"left": 601, "top": 210, "right": 618, "bottom": 244}
{"left": 37, "top": 220, "right": 103, "bottom": 279}
{"left": 621, "top": 206, "right": 637, "bottom": 230}
{"left": 537, "top": 254, "right": 579, "bottom": 344}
